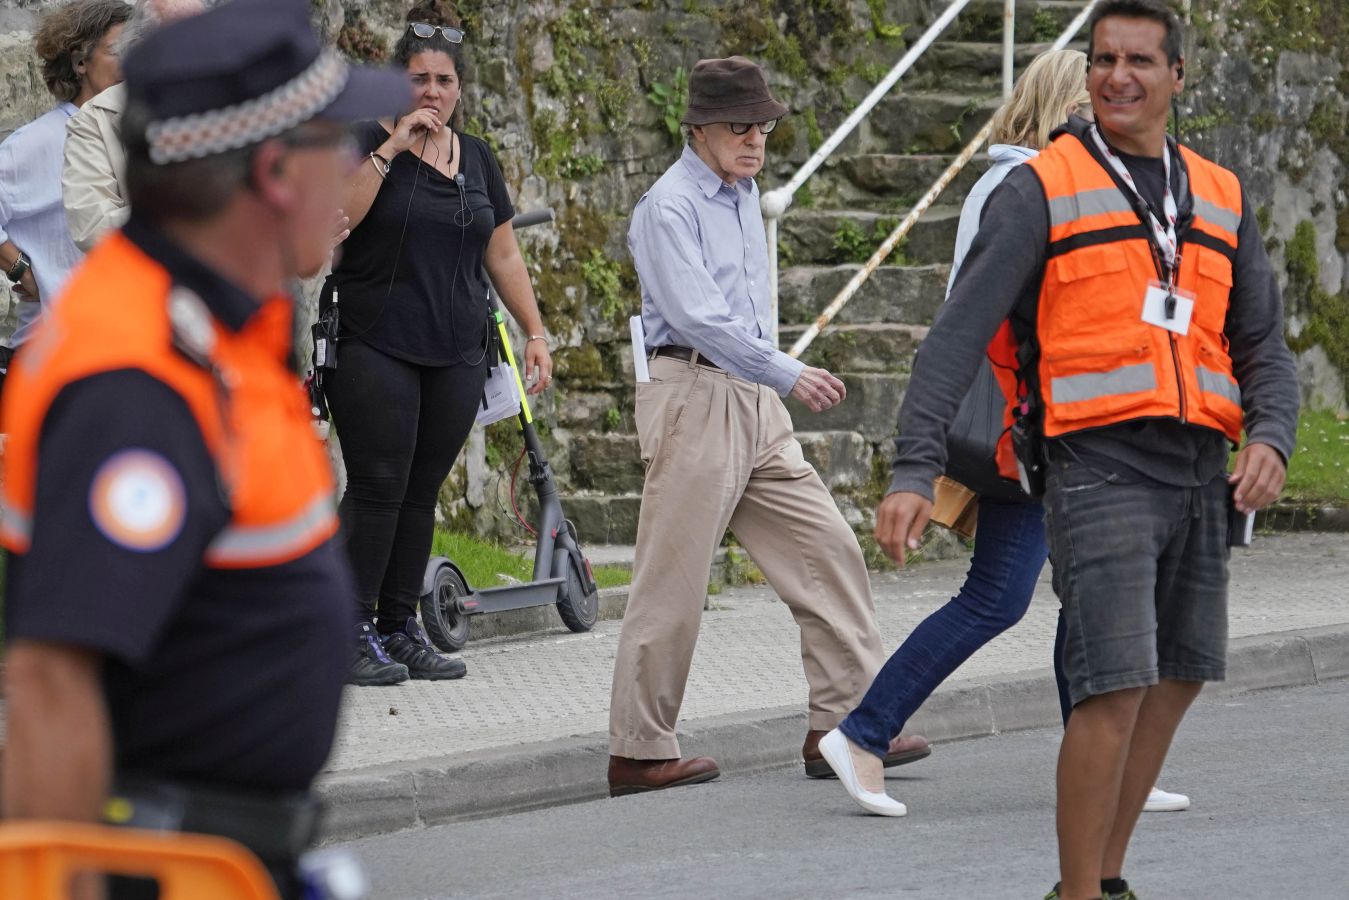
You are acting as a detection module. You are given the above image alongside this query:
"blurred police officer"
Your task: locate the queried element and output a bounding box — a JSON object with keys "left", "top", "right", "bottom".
{"left": 873, "top": 1, "right": 1298, "bottom": 896}
{"left": 0, "top": 1, "right": 406, "bottom": 896}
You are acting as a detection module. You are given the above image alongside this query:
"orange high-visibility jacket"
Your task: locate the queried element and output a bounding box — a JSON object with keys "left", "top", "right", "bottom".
{"left": 0, "top": 231, "right": 337, "bottom": 568}
{"left": 1021, "top": 132, "right": 1245, "bottom": 444}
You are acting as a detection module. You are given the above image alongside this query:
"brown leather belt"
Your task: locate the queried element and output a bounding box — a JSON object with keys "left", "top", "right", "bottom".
{"left": 651, "top": 345, "right": 723, "bottom": 372}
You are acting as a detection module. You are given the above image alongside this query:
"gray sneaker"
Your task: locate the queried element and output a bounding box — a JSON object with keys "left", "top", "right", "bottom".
{"left": 382, "top": 617, "right": 467, "bottom": 680}
{"left": 350, "top": 622, "right": 409, "bottom": 686}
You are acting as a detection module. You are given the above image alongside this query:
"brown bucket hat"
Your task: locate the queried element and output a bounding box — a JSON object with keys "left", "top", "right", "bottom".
{"left": 681, "top": 56, "right": 789, "bottom": 126}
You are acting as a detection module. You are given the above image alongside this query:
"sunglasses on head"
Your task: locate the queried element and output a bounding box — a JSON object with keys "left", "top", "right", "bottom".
{"left": 409, "top": 22, "right": 465, "bottom": 43}
{"left": 727, "top": 120, "right": 779, "bottom": 135}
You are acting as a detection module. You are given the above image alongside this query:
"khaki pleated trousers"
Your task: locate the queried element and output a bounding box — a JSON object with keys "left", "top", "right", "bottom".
{"left": 608, "top": 354, "right": 885, "bottom": 759}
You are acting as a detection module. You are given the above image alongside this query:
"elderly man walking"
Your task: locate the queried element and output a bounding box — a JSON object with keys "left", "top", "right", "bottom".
{"left": 607, "top": 56, "right": 929, "bottom": 797}
{"left": 866, "top": 1, "right": 1299, "bottom": 896}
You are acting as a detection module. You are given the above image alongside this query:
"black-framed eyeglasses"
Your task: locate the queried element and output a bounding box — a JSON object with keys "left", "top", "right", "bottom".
{"left": 727, "top": 120, "right": 779, "bottom": 135}
{"left": 409, "top": 22, "right": 465, "bottom": 43}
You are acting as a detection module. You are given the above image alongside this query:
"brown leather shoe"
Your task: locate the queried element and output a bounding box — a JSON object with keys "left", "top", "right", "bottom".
{"left": 608, "top": 755, "right": 721, "bottom": 797}
{"left": 802, "top": 730, "right": 932, "bottom": 778}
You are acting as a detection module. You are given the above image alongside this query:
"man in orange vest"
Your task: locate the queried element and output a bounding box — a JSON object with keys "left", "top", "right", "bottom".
{"left": 872, "top": 1, "right": 1298, "bottom": 897}
{"left": 0, "top": 2, "right": 405, "bottom": 897}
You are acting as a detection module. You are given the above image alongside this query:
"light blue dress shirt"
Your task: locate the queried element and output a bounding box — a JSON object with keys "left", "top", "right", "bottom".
{"left": 628, "top": 144, "right": 804, "bottom": 396}
{"left": 0, "top": 102, "right": 85, "bottom": 346}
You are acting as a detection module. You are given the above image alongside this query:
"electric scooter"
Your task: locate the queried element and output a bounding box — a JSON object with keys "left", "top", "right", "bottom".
{"left": 418, "top": 208, "right": 600, "bottom": 652}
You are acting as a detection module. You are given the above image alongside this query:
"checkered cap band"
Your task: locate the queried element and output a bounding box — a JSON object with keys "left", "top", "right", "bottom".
{"left": 146, "top": 49, "right": 350, "bottom": 164}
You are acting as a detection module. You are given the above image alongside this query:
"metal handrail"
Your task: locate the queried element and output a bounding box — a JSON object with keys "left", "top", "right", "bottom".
{"left": 785, "top": 0, "right": 1101, "bottom": 360}
{"left": 761, "top": 0, "right": 987, "bottom": 341}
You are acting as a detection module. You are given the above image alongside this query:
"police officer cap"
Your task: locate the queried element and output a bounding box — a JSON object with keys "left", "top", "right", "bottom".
{"left": 123, "top": 0, "right": 409, "bottom": 165}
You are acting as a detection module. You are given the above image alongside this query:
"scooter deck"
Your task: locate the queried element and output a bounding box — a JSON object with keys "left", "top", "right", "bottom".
{"left": 465, "top": 578, "right": 565, "bottom": 615}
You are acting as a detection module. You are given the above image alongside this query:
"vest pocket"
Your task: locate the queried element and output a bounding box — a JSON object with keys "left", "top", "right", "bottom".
{"left": 1044, "top": 345, "right": 1157, "bottom": 422}
{"left": 1189, "top": 249, "right": 1234, "bottom": 332}
{"left": 1193, "top": 343, "right": 1242, "bottom": 429}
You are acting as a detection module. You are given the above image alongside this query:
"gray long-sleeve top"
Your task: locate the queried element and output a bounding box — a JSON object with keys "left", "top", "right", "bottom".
{"left": 887, "top": 139, "right": 1301, "bottom": 500}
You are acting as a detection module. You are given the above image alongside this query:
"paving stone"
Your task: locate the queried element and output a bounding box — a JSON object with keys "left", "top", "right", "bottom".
{"left": 320, "top": 534, "right": 1349, "bottom": 783}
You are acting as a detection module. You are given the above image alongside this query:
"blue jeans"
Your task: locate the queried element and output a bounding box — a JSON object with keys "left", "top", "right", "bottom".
{"left": 839, "top": 498, "right": 1049, "bottom": 758}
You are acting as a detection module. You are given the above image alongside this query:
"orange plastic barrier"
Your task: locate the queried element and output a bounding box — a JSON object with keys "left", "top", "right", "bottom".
{"left": 0, "top": 822, "right": 279, "bottom": 900}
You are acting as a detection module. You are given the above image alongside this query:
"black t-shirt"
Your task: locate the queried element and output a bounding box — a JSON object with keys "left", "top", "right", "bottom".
{"left": 328, "top": 121, "right": 515, "bottom": 366}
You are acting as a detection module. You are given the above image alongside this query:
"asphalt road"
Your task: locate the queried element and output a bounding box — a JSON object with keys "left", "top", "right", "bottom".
{"left": 338, "top": 679, "right": 1349, "bottom": 899}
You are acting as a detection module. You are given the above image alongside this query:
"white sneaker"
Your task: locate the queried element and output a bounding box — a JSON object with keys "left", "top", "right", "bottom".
{"left": 818, "top": 729, "right": 907, "bottom": 817}
{"left": 1144, "top": 786, "right": 1191, "bottom": 812}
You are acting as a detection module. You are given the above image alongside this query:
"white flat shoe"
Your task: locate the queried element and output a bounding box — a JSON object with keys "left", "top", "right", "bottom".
{"left": 1144, "top": 786, "right": 1190, "bottom": 812}
{"left": 818, "top": 728, "right": 907, "bottom": 817}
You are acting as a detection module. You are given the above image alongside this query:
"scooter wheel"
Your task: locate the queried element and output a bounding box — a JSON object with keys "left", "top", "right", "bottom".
{"left": 556, "top": 555, "right": 599, "bottom": 633}
{"left": 420, "top": 565, "right": 471, "bottom": 652}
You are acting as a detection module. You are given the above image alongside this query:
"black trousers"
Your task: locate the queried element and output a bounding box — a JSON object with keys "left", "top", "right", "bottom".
{"left": 325, "top": 338, "right": 487, "bottom": 632}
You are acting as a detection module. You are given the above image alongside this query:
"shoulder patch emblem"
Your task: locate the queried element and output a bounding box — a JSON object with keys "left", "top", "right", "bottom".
{"left": 88, "top": 450, "right": 187, "bottom": 552}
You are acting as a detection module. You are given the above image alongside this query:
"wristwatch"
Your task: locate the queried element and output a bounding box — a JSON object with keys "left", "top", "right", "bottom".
{"left": 6, "top": 251, "right": 30, "bottom": 285}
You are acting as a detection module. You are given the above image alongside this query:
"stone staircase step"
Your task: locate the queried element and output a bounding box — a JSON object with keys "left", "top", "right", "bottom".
{"left": 563, "top": 492, "right": 642, "bottom": 546}
{"left": 786, "top": 372, "right": 907, "bottom": 443}
{"left": 914, "top": 40, "right": 1067, "bottom": 81}
{"left": 864, "top": 91, "right": 1000, "bottom": 155}
{"left": 816, "top": 152, "right": 989, "bottom": 210}
{"left": 567, "top": 432, "right": 643, "bottom": 493}
{"left": 796, "top": 430, "right": 876, "bottom": 490}
{"left": 953, "top": 0, "right": 1091, "bottom": 44}
{"left": 779, "top": 206, "right": 960, "bottom": 267}
{"left": 783, "top": 322, "right": 927, "bottom": 375}
{"left": 778, "top": 263, "right": 949, "bottom": 327}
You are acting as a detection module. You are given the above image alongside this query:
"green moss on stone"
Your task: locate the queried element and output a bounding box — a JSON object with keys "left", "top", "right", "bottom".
{"left": 555, "top": 343, "right": 608, "bottom": 384}
{"left": 1284, "top": 219, "right": 1349, "bottom": 397}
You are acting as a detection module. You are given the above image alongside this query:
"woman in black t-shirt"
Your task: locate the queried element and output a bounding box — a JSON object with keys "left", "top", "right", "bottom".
{"left": 326, "top": 3, "right": 552, "bottom": 686}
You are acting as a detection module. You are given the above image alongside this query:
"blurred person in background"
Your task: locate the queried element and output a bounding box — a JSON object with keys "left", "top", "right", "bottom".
{"left": 0, "top": 0, "right": 130, "bottom": 399}
{"left": 62, "top": 0, "right": 208, "bottom": 253}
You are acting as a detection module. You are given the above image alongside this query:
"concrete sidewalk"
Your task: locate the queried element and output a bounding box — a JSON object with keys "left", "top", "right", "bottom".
{"left": 317, "top": 532, "right": 1349, "bottom": 841}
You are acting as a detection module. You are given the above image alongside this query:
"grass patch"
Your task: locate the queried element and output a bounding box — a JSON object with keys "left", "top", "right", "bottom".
{"left": 431, "top": 529, "right": 630, "bottom": 590}
{"left": 1281, "top": 409, "right": 1349, "bottom": 503}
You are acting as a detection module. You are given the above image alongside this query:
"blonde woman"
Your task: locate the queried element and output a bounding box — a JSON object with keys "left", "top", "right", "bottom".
{"left": 820, "top": 49, "right": 1192, "bottom": 823}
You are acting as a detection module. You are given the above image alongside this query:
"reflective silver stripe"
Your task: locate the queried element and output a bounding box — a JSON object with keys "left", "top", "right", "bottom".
{"left": 1051, "top": 362, "right": 1156, "bottom": 404}
{"left": 206, "top": 494, "right": 335, "bottom": 564}
{"left": 1047, "top": 188, "right": 1135, "bottom": 227}
{"left": 1197, "top": 365, "right": 1241, "bottom": 406}
{"left": 1193, "top": 195, "right": 1241, "bottom": 236}
{"left": 0, "top": 501, "right": 32, "bottom": 542}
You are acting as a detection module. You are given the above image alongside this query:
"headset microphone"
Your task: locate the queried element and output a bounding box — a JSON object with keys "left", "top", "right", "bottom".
{"left": 455, "top": 173, "right": 465, "bottom": 186}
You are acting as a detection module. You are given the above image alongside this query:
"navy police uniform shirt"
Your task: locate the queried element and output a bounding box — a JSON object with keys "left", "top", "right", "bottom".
{"left": 4, "top": 219, "right": 355, "bottom": 792}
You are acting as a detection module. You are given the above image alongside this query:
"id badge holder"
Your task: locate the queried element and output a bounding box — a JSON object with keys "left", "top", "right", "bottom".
{"left": 1141, "top": 280, "right": 1195, "bottom": 335}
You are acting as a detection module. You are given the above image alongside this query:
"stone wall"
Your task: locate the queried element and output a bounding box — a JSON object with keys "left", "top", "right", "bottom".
{"left": 0, "top": 0, "right": 1340, "bottom": 538}
{"left": 1182, "top": 0, "right": 1348, "bottom": 412}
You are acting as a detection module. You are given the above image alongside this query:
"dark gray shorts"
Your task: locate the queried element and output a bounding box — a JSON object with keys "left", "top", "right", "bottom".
{"left": 1044, "top": 456, "right": 1229, "bottom": 708}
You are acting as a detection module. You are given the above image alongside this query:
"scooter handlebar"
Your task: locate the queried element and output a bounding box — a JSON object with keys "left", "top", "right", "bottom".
{"left": 511, "top": 208, "right": 555, "bottom": 230}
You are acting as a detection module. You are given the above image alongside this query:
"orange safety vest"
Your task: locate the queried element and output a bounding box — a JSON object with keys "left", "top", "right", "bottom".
{"left": 1021, "top": 132, "right": 1245, "bottom": 444}
{"left": 0, "top": 231, "right": 337, "bottom": 568}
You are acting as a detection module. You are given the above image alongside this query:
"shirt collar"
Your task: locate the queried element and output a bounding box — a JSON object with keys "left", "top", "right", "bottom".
{"left": 680, "top": 144, "right": 754, "bottom": 199}
{"left": 122, "top": 214, "right": 264, "bottom": 333}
